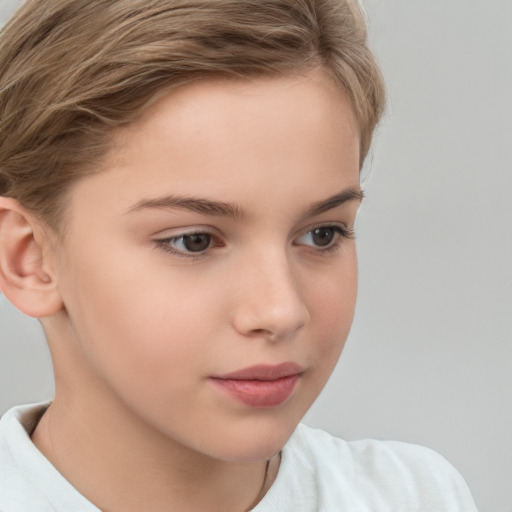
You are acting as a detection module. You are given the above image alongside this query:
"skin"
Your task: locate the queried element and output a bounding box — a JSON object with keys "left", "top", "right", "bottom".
{"left": 2, "top": 68, "right": 361, "bottom": 511}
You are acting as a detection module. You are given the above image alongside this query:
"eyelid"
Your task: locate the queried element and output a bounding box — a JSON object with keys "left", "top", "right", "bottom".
{"left": 153, "top": 226, "right": 222, "bottom": 258}
{"left": 295, "top": 222, "right": 354, "bottom": 240}
{"left": 152, "top": 224, "right": 217, "bottom": 238}
{"left": 294, "top": 223, "right": 355, "bottom": 250}
{"left": 152, "top": 221, "right": 355, "bottom": 259}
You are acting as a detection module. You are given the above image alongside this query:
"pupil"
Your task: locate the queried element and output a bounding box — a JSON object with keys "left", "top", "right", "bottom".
{"left": 312, "top": 227, "right": 334, "bottom": 247}
{"left": 183, "top": 234, "right": 211, "bottom": 252}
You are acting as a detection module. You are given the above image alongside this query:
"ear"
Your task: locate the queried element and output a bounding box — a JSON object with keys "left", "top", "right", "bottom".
{"left": 0, "top": 197, "right": 63, "bottom": 318}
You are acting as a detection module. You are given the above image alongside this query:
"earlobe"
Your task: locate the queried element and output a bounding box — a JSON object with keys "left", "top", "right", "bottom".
{"left": 0, "top": 197, "right": 63, "bottom": 318}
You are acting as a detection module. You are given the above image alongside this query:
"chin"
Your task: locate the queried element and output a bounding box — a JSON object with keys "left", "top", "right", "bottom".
{"left": 204, "top": 412, "right": 303, "bottom": 463}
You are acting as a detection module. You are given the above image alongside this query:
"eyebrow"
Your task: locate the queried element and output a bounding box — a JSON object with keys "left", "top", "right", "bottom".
{"left": 127, "top": 187, "right": 363, "bottom": 218}
{"left": 305, "top": 188, "right": 364, "bottom": 217}
{"left": 127, "top": 196, "right": 245, "bottom": 218}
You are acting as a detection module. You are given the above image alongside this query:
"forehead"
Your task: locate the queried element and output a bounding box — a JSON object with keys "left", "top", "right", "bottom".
{"left": 68, "top": 70, "right": 360, "bottom": 224}
{"left": 109, "top": 69, "right": 359, "bottom": 163}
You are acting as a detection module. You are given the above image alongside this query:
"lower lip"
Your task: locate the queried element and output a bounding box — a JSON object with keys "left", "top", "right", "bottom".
{"left": 210, "top": 374, "right": 300, "bottom": 408}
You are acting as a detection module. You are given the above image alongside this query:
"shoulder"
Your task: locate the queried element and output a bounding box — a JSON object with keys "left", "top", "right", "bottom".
{"left": 283, "top": 424, "right": 478, "bottom": 511}
{"left": 0, "top": 403, "right": 99, "bottom": 512}
{"left": 292, "top": 423, "right": 461, "bottom": 477}
{"left": 0, "top": 403, "right": 52, "bottom": 511}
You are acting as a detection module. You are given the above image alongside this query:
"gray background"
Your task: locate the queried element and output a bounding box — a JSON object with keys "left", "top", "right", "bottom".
{"left": 1, "top": 1, "right": 511, "bottom": 511}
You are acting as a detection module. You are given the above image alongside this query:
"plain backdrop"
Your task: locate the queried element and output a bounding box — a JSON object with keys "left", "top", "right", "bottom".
{"left": 1, "top": 1, "right": 511, "bottom": 511}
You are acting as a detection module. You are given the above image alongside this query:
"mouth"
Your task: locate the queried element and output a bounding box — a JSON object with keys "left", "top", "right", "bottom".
{"left": 209, "top": 362, "right": 303, "bottom": 408}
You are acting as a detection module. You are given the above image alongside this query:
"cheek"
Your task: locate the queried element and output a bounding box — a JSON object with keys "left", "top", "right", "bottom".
{"left": 68, "top": 278, "right": 211, "bottom": 369}
{"left": 56, "top": 241, "right": 220, "bottom": 389}
{"left": 59, "top": 281, "right": 216, "bottom": 425}
{"left": 306, "top": 252, "right": 357, "bottom": 366}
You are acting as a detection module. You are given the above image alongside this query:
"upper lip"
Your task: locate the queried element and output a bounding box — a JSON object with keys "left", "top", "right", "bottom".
{"left": 212, "top": 362, "right": 303, "bottom": 381}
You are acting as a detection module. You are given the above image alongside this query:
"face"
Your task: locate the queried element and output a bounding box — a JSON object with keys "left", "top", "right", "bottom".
{"left": 48, "top": 69, "right": 361, "bottom": 463}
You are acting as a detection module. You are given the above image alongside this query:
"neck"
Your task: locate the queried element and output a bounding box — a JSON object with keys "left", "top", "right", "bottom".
{"left": 32, "top": 384, "right": 278, "bottom": 512}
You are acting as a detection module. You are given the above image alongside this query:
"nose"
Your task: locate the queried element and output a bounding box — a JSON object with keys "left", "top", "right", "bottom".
{"left": 231, "top": 250, "right": 310, "bottom": 342}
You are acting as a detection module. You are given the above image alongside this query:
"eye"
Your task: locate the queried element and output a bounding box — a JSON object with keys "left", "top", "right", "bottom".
{"left": 155, "top": 232, "right": 215, "bottom": 256}
{"left": 177, "top": 233, "right": 212, "bottom": 252}
{"left": 296, "top": 225, "right": 353, "bottom": 250}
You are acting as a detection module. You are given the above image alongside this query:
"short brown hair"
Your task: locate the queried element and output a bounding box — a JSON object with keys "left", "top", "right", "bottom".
{"left": 0, "top": 0, "right": 385, "bottom": 228}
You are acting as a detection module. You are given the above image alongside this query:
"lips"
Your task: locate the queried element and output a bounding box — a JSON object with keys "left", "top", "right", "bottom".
{"left": 209, "top": 362, "right": 303, "bottom": 408}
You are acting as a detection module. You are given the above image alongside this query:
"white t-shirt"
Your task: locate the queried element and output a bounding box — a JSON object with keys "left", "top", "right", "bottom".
{"left": 0, "top": 403, "right": 478, "bottom": 511}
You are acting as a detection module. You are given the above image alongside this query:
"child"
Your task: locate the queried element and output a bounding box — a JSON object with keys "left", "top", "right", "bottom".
{"left": 0, "top": 1, "right": 477, "bottom": 510}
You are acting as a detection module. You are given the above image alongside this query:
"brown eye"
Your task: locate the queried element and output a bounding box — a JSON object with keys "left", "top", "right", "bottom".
{"left": 311, "top": 227, "right": 336, "bottom": 247}
{"left": 296, "top": 225, "right": 353, "bottom": 251}
{"left": 156, "top": 232, "right": 215, "bottom": 256}
{"left": 181, "top": 233, "right": 211, "bottom": 252}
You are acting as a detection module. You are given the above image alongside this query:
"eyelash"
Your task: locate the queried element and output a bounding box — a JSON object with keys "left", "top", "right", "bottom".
{"left": 154, "top": 230, "right": 219, "bottom": 259}
{"left": 154, "top": 224, "right": 355, "bottom": 259}
{"left": 295, "top": 225, "right": 355, "bottom": 255}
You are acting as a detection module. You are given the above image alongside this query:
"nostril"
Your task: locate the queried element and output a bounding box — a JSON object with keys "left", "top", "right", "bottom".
{"left": 248, "top": 328, "right": 273, "bottom": 338}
